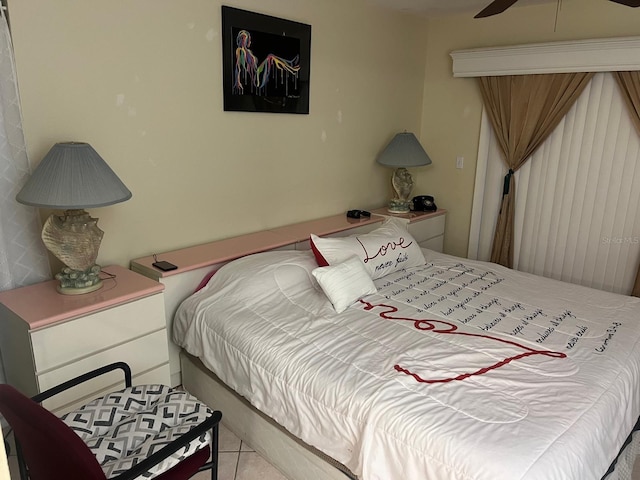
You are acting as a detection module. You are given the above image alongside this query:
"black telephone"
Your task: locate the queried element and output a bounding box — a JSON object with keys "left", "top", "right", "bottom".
{"left": 412, "top": 195, "right": 437, "bottom": 212}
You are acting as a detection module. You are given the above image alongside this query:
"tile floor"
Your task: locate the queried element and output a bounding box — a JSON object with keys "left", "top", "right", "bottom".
{"left": 191, "top": 423, "right": 288, "bottom": 480}
{"left": 5, "top": 425, "right": 640, "bottom": 479}
{"left": 5, "top": 423, "right": 287, "bottom": 480}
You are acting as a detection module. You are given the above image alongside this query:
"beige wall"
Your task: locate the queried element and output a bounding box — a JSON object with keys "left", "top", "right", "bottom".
{"left": 10, "top": 0, "right": 640, "bottom": 268}
{"left": 418, "top": 0, "right": 640, "bottom": 257}
{"left": 9, "top": 0, "right": 428, "bottom": 268}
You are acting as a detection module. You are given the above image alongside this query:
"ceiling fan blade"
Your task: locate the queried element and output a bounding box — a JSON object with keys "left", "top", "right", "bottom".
{"left": 609, "top": 0, "right": 640, "bottom": 6}
{"left": 474, "top": 0, "right": 521, "bottom": 18}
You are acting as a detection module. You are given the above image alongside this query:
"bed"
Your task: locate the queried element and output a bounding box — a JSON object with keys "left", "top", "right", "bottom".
{"left": 165, "top": 217, "right": 640, "bottom": 480}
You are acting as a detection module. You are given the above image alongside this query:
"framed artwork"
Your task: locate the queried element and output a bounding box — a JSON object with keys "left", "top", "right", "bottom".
{"left": 221, "top": 6, "right": 311, "bottom": 114}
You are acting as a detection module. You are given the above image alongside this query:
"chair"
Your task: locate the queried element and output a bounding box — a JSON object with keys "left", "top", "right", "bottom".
{"left": 0, "top": 362, "right": 222, "bottom": 480}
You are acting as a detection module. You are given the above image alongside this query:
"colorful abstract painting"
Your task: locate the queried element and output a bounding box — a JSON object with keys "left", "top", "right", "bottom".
{"left": 222, "top": 7, "right": 311, "bottom": 114}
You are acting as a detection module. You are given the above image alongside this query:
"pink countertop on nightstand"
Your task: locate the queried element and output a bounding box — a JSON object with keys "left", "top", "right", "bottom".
{"left": 0, "top": 265, "right": 164, "bottom": 330}
{"left": 370, "top": 207, "right": 447, "bottom": 222}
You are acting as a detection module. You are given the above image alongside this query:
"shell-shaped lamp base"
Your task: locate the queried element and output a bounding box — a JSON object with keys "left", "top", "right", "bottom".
{"left": 55, "top": 264, "right": 103, "bottom": 295}
{"left": 42, "top": 210, "right": 104, "bottom": 272}
{"left": 387, "top": 199, "right": 411, "bottom": 214}
{"left": 57, "top": 279, "right": 103, "bottom": 295}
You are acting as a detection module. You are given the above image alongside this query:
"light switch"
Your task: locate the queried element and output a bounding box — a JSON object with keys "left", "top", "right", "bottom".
{"left": 456, "top": 156, "right": 464, "bottom": 169}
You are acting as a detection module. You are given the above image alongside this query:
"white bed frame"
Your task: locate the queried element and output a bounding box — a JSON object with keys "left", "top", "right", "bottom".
{"left": 130, "top": 210, "right": 638, "bottom": 480}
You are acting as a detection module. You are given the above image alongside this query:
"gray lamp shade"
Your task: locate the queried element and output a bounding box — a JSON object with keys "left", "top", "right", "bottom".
{"left": 377, "top": 132, "right": 432, "bottom": 168}
{"left": 16, "top": 142, "right": 132, "bottom": 209}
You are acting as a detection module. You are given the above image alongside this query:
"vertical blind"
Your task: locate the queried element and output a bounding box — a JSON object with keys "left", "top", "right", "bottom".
{"left": 468, "top": 72, "right": 640, "bottom": 295}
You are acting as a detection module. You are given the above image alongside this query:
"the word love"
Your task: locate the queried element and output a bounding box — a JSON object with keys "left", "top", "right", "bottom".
{"left": 357, "top": 236, "right": 413, "bottom": 263}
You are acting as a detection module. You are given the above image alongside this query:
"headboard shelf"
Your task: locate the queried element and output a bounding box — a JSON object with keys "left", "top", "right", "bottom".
{"left": 130, "top": 212, "right": 383, "bottom": 280}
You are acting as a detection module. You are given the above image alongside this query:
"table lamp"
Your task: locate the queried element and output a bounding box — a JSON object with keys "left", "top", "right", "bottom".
{"left": 16, "top": 142, "right": 132, "bottom": 294}
{"left": 377, "top": 132, "right": 432, "bottom": 214}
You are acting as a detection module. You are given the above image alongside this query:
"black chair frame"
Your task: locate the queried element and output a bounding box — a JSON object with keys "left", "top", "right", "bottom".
{"left": 13, "top": 361, "right": 221, "bottom": 480}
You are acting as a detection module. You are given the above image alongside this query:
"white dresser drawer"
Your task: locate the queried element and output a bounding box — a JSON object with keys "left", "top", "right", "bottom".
{"left": 420, "top": 235, "right": 444, "bottom": 252}
{"left": 31, "top": 293, "right": 164, "bottom": 371}
{"left": 407, "top": 214, "right": 445, "bottom": 245}
{"left": 39, "top": 329, "right": 170, "bottom": 411}
{"left": 0, "top": 266, "right": 170, "bottom": 411}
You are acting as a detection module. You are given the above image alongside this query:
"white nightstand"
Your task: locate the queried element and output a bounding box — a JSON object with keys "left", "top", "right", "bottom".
{"left": 0, "top": 265, "right": 171, "bottom": 414}
{"left": 371, "top": 208, "right": 447, "bottom": 252}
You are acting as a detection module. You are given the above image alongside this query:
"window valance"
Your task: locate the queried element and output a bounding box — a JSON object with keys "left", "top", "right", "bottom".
{"left": 450, "top": 36, "right": 640, "bottom": 77}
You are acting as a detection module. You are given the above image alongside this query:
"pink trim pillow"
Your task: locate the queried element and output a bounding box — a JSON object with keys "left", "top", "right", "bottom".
{"left": 310, "top": 219, "right": 425, "bottom": 279}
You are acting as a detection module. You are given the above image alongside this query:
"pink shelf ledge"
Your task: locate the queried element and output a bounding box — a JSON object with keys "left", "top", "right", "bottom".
{"left": 131, "top": 213, "right": 383, "bottom": 279}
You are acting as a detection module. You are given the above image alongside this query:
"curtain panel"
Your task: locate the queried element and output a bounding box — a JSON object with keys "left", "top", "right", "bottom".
{"left": 0, "top": 11, "right": 51, "bottom": 383}
{"left": 478, "top": 73, "right": 594, "bottom": 268}
{"left": 470, "top": 73, "right": 640, "bottom": 295}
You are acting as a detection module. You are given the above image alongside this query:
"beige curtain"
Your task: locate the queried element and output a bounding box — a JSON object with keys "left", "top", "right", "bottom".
{"left": 478, "top": 73, "right": 595, "bottom": 268}
{"left": 614, "top": 71, "right": 640, "bottom": 296}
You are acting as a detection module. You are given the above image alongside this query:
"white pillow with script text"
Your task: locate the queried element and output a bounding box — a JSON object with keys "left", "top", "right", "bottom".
{"left": 310, "top": 219, "right": 426, "bottom": 280}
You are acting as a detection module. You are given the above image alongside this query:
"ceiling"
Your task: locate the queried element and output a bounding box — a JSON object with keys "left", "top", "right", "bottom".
{"left": 363, "top": 0, "right": 557, "bottom": 17}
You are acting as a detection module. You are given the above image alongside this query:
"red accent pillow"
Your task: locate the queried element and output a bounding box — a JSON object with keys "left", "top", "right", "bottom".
{"left": 310, "top": 237, "right": 329, "bottom": 267}
{"left": 194, "top": 268, "right": 219, "bottom": 293}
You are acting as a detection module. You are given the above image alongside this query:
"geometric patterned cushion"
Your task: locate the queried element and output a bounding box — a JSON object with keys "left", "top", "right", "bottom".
{"left": 61, "top": 385, "right": 212, "bottom": 479}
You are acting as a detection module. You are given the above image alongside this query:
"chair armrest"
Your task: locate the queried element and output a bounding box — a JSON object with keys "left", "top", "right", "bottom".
{"left": 111, "top": 410, "right": 222, "bottom": 480}
{"left": 32, "top": 362, "right": 132, "bottom": 404}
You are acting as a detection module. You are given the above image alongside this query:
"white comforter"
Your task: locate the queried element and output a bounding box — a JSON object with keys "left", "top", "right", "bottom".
{"left": 173, "top": 250, "right": 640, "bottom": 480}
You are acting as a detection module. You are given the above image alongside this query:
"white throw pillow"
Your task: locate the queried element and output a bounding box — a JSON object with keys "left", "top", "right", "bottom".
{"left": 312, "top": 256, "right": 377, "bottom": 313}
{"left": 310, "top": 219, "right": 425, "bottom": 279}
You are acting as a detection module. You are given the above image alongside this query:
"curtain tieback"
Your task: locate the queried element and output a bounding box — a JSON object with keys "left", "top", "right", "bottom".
{"left": 502, "top": 169, "right": 515, "bottom": 196}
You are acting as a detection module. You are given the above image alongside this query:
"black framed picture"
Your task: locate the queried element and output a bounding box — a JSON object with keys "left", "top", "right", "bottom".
{"left": 221, "top": 6, "right": 311, "bottom": 114}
